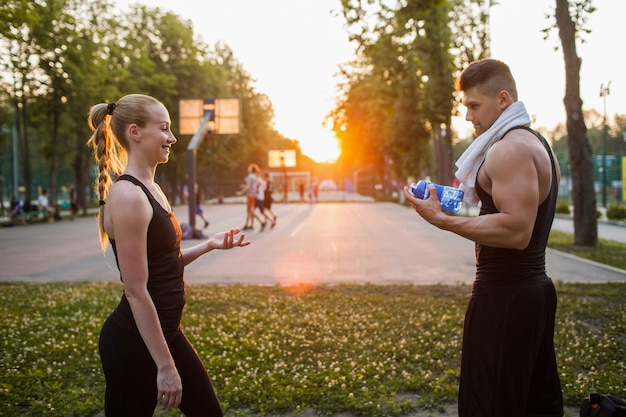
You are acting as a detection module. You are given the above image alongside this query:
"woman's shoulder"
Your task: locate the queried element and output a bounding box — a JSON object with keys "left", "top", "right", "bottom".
{"left": 103, "top": 179, "right": 153, "bottom": 239}
{"left": 109, "top": 180, "right": 150, "bottom": 209}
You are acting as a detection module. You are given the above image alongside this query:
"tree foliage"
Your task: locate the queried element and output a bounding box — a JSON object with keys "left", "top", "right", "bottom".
{"left": 0, "top": 0, "right": 300, "bottom": 212}
{"left": 331, "top": 0, "right": 490, "bottom": 194}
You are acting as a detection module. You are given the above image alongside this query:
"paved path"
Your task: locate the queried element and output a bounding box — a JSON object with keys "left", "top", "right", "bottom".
{"left": 1, "top": 201, "right": 624, "bottom": 284}
{"left": 552, "top": 216, "right": 626, "bottom": 243}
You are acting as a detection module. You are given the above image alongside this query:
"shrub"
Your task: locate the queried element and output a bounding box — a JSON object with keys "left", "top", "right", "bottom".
{"left": 606, "top": 204, "right": 626, "bottom": 221}
{"left": 555, "top": 201, "right": 570, "bottom": 215}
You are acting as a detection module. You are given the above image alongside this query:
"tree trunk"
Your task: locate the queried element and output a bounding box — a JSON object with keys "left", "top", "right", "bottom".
{"left": 73, "top": 138, "right": 86, "bottom": 215}
{"left": 48, "top": 105, "right": 60, "bottom": 214}
{"left": 438, "top": 118, "right": 454, "bottom": 186}
{"left": 555, "top": 0, "right": 597, "bottom": 246}
{"left": 17, "top": 90, "right": 33, "bottom": 209}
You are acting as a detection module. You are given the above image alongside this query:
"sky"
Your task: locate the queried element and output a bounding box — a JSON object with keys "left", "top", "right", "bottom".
{"left": 115, "top": 0, "right": 626, "bottom": 162}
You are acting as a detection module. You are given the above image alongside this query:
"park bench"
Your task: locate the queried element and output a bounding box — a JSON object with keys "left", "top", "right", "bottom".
{"left": 24, "top": 208, "right": 49, "bottom": 223}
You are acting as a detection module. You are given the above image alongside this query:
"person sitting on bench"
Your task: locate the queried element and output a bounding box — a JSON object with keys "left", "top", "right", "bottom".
{"left": 37, "top": 189, "right": 56, "bottom": 220}
{"left": 10, "top": 195, "right": 24, "bottom": 224}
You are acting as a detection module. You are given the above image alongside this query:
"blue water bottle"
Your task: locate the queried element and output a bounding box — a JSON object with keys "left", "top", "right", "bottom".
{"left": 409, "top": 180, "right": 464, "bottom": 213}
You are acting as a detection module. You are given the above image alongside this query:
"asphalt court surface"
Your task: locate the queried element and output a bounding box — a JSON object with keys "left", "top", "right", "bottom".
{"left": 1, "top": 201, "right": 625, "bottom": 285}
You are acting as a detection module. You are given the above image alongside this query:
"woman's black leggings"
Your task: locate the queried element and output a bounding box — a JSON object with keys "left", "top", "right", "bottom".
{"left": 99, "top": 316, "right": 223, "bottom": 416}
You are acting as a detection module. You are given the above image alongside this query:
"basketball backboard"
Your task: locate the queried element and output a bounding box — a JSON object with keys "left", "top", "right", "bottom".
{"left": 178, "top": 98, "right": 241, "bottom": 135}
{"left": 268, "top": 150, "right": 297, "bottom": 168}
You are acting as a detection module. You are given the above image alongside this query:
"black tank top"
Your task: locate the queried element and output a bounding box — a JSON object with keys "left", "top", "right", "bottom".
{"left": 109, "top": 175, "right": 186, "bottom": 340}
{"left": 474, "top": 127, "right": 558, "bottom": 288}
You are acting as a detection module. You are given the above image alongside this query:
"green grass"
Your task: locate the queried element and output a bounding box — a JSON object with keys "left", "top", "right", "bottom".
{"left": 548, "top": 230, "right": 626, "bottom": 270}
{"left": 1, "top": 282, "right": 624, "bottom": 417}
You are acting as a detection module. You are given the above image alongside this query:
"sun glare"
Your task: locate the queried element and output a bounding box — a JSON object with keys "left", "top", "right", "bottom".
{"left": 299, "top": 132, "right": 341, "bottom": 163}
{"left": 268, "top": 76, "right": 342, "bottom": 164}
{"left": 271, "top": 96, "right": 341, "bottom": 163}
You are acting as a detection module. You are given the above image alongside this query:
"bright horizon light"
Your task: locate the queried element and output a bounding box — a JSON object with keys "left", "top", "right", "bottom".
{"left": 276, "top": 114, "right": 341, "bottom": 163}
{"left": 299, "top": 133, "right": 341, "bottom": 164}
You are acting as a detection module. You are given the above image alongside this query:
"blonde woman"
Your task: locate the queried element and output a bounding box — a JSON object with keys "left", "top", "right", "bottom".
{"left": 87, "top": 94, "right": 250, "bottom": 416}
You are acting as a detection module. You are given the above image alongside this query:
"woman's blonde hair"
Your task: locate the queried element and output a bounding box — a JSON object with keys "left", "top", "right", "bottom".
{"left": 86, "top": 93, "right": 162, "bottom": 249}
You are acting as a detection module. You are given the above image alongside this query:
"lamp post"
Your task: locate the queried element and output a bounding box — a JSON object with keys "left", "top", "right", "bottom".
{"left": 12, "top": 102, "right": 19, "bottom": 197}
{"left": 280, "top": 151, "right": 287, "bottom": 203}
{"left": 600, "top": 82, "right": 610, "bottom": 208}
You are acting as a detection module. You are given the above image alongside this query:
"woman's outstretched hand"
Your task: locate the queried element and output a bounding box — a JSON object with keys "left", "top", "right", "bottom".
{"left": 208, "top": 229, "right": 251, "bottom": 250}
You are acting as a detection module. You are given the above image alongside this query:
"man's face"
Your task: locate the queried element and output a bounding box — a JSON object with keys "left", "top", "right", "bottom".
{"left": 462, "top": 86, "right": 503, "bottom": 136}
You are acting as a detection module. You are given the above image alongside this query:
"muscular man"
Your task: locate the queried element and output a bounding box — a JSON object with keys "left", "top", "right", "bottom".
{"left": 405, "top": 59, "right": 564, "bottom": 417}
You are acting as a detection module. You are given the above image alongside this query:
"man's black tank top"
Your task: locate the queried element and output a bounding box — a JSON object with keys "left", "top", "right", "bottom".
{"left": 108, "top": 175, "right": 186, "bottom": 340}
{"left": 474, "top": 127, "right": 558, "bottom": 289}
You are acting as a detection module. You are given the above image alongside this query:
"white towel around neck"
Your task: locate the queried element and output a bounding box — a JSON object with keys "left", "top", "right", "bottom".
{"left": 454, "top": 101, "right": 531, "bottom": 205}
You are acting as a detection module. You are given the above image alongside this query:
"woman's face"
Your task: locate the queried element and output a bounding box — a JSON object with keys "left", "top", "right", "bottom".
{"left": 140, "top": 103, "right": 177, "bottom": 164}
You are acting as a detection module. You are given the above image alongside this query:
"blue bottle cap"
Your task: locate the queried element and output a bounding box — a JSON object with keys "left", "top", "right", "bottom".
{"left": 410, "top": 180, "right": 429, "bottom": 199}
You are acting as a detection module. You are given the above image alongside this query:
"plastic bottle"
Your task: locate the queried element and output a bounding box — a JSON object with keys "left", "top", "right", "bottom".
{"left": 409, "top": 180, "right": 464, "bottom": 213}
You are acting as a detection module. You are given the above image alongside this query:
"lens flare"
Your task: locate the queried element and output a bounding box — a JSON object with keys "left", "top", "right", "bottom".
{"left": 273, "top": 251, "right": 321, "bottom": 295}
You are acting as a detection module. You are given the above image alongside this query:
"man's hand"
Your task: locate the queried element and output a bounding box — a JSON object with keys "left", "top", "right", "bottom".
{"left": 404, "top": 184, "right": 447, "bottom": 226}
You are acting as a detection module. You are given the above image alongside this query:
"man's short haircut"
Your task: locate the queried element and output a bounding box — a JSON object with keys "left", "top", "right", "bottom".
{"left": 455, "top": 59, "right": 518, "bottom": 101}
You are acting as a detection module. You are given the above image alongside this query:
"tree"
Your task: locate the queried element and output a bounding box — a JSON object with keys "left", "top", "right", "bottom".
{"left": 554, "top": 0, "right": 598, "bottom": 246}
{"left": 333, "top": 0, "right": 491, "bottom": 193}
{"left": 33, "top": 0, "right": 82, "bottom": 210}
{"left": 62, "top": 0, "right": 120, "bottom": 215}
{"left": 0, "top": 0, "right": 116, "bottom": 212}
{"left": 0, "top": 0, "right": 303, "bottom": 208}
{"left": 330, "top": 74, "right": 389, "bottom": 178}
{"left": 410, "top": 1, "right": 456, "bottom": 185}
{"left": 335, "top": 0, "right": 441, "bottom": 190}
{"left": 448, "top": 0, "right": 491, "bottom": 65}
{"left": 0, "top": 0, "right": 40, "bottom": 208}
